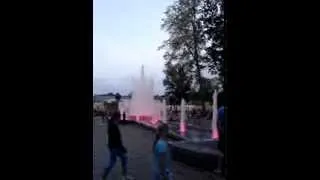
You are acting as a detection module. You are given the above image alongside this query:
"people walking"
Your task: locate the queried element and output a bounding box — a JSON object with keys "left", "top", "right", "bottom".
{"left": 123, "top": 111, "right": 126, "bottom": 121}
{"left": 153, "top": 124, "right": 173, "bottom": 180}
{"left": 102, "top": 110, "right": 128, "bottom": 180}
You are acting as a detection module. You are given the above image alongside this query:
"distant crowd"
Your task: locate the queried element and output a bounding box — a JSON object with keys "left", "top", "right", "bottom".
{"left": 95, "top": 107, "right": 214, "bottom": 125}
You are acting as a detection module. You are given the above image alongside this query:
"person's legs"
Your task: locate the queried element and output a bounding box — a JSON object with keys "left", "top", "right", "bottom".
{"left": 102, "top": 148, "right": 117, "bottom": 179}
{"left": 153, "top": 173, "right": 160, "bottom": 180}
{"left": 218, "top": 133, "right": 225, "bottom": 176}
{"left": 214, "top": 155, "right": 223, "bottom": 174}
{"left": 118, "top": 149, "right": 128, "bottom": 177}
{"left": 222, "top": 155, "right": 225, "bottom": 176}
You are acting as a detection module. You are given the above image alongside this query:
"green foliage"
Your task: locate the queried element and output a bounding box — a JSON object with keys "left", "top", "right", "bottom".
{"left": 163, "top": 62, "right": 192, "bottom": 104}
{"left": 106, "top": 92, "right": 114, "bottom": 96}
{"left": 199, "top": 0, "right": 224, "bottom": 78}
{"left": 115, "top": 93, "right": 121, "bottom": 102}
{"left": 188, "top": 77, "right": 220, "bottom": 103}
{"left": 128, "top": 92, "right": 132, "bottom": 99}
{"left": 160, "top": 0, "right": 224, "bottom": 105}
{"left": 159, "top": 0, "right": 205, "bottom": 83}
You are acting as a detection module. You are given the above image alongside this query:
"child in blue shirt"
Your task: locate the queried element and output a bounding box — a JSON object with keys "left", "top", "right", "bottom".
{"left": 153, "top": 124, "right": 173, "bottom": 180}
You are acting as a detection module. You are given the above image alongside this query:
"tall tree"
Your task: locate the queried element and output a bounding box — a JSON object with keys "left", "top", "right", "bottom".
{"left": 160, "top": 0, "right": 205, "bottom": 86}
{"left": 160, "top": 0, "right": 207, "bottom": 107}
{"left": 106, "top": 92, "right": 114, "bottom": 96}
{"left": 128, "top": 92, "right": 133, "bottom": 99}
{"left": 188, "top": 76, "right": 221, "bottom": 104}
{"left": 199, "top": 0, "right": 224, "bottom": 80}
{"left": 161, "top": 0, "right": 225, "bottom": 108}
{"left": 163, "top": 62, "right": 193, "bottom": 104}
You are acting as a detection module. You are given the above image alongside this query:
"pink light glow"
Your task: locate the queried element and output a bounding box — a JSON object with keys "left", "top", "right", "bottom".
{"left": 180, "top": 121, "right": 186, "bottom": 132}
{"left": 151, "top": 117, "right": 159, "bottom": 125}
{"left": 129, "top": 115, "right": 137, "bottom": 121}
{"left": 129, "top": 114, "right": 160, "bottom": 128}
{"left": 212, "top": 128, "right": 219, "bottom": 140}
{"left": 139, "top": 115, "right": 152, "bottom": 121}
{"left": 180, "top": 130, "right": 186, "bottom": 137}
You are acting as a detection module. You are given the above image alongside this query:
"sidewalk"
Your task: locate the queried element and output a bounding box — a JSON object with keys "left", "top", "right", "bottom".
{"left": 93, "top": 117, "right": 224, "bottom": 180}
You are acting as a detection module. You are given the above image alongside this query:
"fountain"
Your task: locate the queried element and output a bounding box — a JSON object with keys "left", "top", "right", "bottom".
{"left": 127, "top": 65, "right": 160, "bottom": 127}
{"left": 122, "top": 66, "right": 223, "bottom": 170}
{"left": 162, "top": 99, "right": 167, "bottom": 124}
{"left": 180, "top": 99, "right": 186, "bottom": 133}
{"left": 211, "top": 90, "right": 219, "bottom": 140}
{"left": 169, "top": 93, "right": 223, "bottom": 171}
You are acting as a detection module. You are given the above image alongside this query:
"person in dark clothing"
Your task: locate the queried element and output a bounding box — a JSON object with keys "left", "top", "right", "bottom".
{"left": 122, "top": 111, "right": 126, "bottom": 121}
{"left": 153, "top": 129, "right": 160, "bottom": 152}
{"left": 217, "top": 91, "right": 226, "bottom": 176}
{"left": 153, "top": 122, "right": 164, "bottom": 151}
{"left": 102, "top": 110, "right": 128, "bottom": 180}
{"left": 102, "top": 111, "right": 107, "bottom": 122}
{"left": 217, "top": 106, "right": 225, "bottom": 155}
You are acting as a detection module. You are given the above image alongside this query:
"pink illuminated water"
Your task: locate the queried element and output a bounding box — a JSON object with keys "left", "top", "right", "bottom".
{"left": 127, "top": 65, "right": 160, "bottom": 126}
{"left": 180, "top": 99, "right": 187, "bottom": 132}
{"left": 212, "top": 128, "right": 219, "bottom": 140}
{"left": 179, "top": 130, "right": 186, "bottom": 137}
{"left": 180, "top": 121, "right": 186, "bottom": 132}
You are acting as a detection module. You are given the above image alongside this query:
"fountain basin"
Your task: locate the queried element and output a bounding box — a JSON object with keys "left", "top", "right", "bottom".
{"left": 118, "top": 120, "right": 223, "bottom": 171}
{"left": 169, "top": 140, "right": 223, "bottom": 171}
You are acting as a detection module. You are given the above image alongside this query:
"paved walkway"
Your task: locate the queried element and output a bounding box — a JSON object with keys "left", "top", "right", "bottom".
{"left": 93, "top": 117, "right": 223, "bottom": 180}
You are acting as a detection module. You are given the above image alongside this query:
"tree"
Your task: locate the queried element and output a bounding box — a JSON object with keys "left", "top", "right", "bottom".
{"left": 199, "top": 0, "right": 224, "bottom": 79}
{"left": 167, "top": 94, "right": 178, "bottom": 106}
{"left": 160, "top": 0, "right": 218, "bottom": 110}
{"left": 106, "top": 92, "right": 114, "bottom": 96}
{"left": 115, "top": 93, "right": 121, "bottom": 107}
{"left": 160, "top": 0, "right": 225, "bottom": 109}
{"left": 163, "top": 62, "right": 193, "bottom": 104}
{"left": 159, "top": 0, "right": 206, "bottom": 92}
{"left": 128, "top": 92, "right": 133, "bottom": 99}
{"left": 188, "top": 76, "right": 221, "bottom": 104}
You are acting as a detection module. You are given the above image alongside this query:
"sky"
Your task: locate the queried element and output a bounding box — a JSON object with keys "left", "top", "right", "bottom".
{"left": 93, "top": 0, "right": 174, "bottom": 95}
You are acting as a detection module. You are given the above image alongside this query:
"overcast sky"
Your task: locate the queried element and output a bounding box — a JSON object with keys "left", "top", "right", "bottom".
{"left": 93, "top": 0, "right": 174, "bottom": 95}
